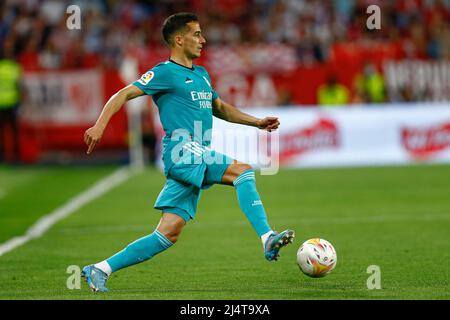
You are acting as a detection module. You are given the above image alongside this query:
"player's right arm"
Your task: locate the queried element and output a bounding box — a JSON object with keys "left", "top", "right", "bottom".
{"left": 84, "top": 84, "right": 144, "bottom": 154}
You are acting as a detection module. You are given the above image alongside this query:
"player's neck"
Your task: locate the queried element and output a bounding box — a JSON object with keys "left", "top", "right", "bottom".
{"left": 169, "top": 54, "right": 193, "bottom": 69}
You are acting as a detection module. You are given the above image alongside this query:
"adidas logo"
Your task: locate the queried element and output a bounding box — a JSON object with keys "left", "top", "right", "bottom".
{"left": 185, "top": 77, "right": 193, "bottom": 84}
{"left": 252, "top": 200, "right": 263, "bottom": 206}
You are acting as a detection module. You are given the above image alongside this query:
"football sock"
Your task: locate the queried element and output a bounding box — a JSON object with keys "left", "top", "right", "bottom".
{"left": 94, "top": 260, "right": 112, "bottom": 276}
{"left": 102, "top": 230, "right": 173, "bottom": 273}
{"left": 233, "top": 170, "right": 272, "bottom": 238}
{"left": 261, "top": 230, "right": 275, "bottom": 248}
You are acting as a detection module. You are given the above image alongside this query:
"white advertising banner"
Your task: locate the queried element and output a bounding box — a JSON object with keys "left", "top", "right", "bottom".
{"left": 209, "top": 103, "right": 450, "bottom": 169}
{"left": 21, "top": 69, "right": 103, "bottom": 124}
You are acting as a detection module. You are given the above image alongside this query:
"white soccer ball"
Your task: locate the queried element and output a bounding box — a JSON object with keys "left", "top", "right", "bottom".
{"left": 297, "top": 238, "right": 337, "bottom": 278}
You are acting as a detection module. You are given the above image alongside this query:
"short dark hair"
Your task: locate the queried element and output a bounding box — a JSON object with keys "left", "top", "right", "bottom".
{"left": 162, "top": 13, "right": 199, "bottom": 46}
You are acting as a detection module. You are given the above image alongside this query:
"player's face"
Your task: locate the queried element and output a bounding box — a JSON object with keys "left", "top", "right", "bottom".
{"left": 182, "top": 22, "right": 206, "bottom": 59}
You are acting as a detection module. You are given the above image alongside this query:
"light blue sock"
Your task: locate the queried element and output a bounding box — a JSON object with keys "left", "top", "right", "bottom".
{"left": 106, "top": 230, "right": 173, "bottom": 273}
{"left": 234, "top": 170, "right": 272, "bottom": 237}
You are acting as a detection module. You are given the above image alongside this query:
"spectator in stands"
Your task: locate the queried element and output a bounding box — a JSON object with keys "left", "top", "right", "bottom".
{"left": 353, "top": 63, "right": 386, "bottom": 104}
{"left": 398, "top": 84, "right": 415, "bottom": 103}
{"left": 1, "top": 0, "right": 449, "bottom": 107}
{"left": 276, "top": 86, "right": 294, "bottom": 106}
{"left": 38, "top": 39, "right": 62, "bottom": 69}
{"left": 18, "top": 37, "right": 40, "bottom": 71}
{"left": 318, "top": 75, "right": 350, "bottom": 106}
{"left": 0, "top": 38, "right": 22, "bottom": 163}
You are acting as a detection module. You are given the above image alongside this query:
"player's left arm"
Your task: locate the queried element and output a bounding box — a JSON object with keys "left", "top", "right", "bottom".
{"left": 212, "top": 98, "right": 280, "bottom": 132}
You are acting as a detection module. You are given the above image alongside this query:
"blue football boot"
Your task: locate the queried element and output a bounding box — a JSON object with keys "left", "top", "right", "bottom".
{"left": 81, "top": 265, "right": 109, "bottom": 292}
{"left": 264, "top": 230, "right": 295, "bottom": 261}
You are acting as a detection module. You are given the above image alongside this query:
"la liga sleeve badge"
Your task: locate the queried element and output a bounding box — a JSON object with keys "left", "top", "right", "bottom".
{"left": 138, "top": 71, "right": 154, "bottom": 85}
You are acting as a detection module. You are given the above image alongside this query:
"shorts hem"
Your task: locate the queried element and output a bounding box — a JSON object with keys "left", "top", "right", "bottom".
{"left": 158, "top": 206, "right": 193, "bottom": 223}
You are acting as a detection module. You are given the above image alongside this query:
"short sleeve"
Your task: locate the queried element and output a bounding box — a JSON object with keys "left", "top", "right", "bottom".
{"left": 212, "top": 88, "right": 219, "bottom": 101}
{"left": 132, "top": 65, "right": 172, "bottom": 95}
{"left": 200, "top": 67, "right": 219, "bottom": 100}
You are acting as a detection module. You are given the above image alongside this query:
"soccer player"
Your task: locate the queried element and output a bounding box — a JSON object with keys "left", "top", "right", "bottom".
{"left": 82, "top": 13, "right": 294, "bottom": 292}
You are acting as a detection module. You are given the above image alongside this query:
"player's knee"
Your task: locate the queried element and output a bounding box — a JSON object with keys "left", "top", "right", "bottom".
{"left": 236, "top": 163, "right": 253, "bottom": 177}
{"left": 164, "top": 232, "right": 180, "bottom": 244}
{"left": 227, "top": 163, "right": 253, "bottom": 185}
{"left": 158, "top": 228, "right": 180, "bottom": 244}
{"left": 222, "top": 162, "right": 254, "bottom": 186}
{"left": 157, "top": 219, "right": 184, "bottom": 244}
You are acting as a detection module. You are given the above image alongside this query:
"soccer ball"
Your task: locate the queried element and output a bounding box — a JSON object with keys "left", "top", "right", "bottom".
{"left": 297, "top": 238, "right": 337, "bottom": 278}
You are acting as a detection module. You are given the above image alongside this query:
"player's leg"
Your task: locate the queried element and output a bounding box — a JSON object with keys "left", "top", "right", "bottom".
{"left": 221, "top": 160, "right": 272, "bottom": 237}
{"left": 220, "top": 160, "right": 295, "bottom": 261}
{"left": 104, "top": 212, "right": 184, "bottom": 272}
{"left": 82, "top": 176, "right": 196, "bottom": 292}
{"left": 155, "top": 212, "right": 186, "bottom": 243}
{"left": 82, "top": 212, "right": 185, "bottom": 292}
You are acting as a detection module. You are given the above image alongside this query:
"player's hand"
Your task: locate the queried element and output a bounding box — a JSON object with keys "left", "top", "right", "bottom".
{"left": 256, "top": 117, "right": 280, "bottom": 132}
{"left": 84, "top": 125, "right": 104, "bottom": 154}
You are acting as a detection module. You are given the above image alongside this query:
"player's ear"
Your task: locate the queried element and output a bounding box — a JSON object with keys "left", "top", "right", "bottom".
{"left": 174, "top": 34, "right": 183, "bottom": 47}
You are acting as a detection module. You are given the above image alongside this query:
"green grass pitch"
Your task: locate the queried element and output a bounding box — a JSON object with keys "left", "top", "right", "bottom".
{"left": 0, "top": 164, "right": 449, "bottom": 299}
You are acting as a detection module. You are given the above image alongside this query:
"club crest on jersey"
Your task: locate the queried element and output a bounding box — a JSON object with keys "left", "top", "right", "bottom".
{"left": 138, "top": 71, "right": 154, "bottom": 85}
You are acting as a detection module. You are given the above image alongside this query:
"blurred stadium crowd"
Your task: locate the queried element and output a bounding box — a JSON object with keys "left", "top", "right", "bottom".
{"left": 1, "top": 0, "right": 449, "bottom": 71}
{"left": 0, "top": 0, "right": 449, "bottom": 164}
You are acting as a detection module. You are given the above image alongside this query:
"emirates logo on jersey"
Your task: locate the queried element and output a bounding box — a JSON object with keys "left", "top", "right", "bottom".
{"left": 402, "top": 122, "right": 450, "bottom": 159}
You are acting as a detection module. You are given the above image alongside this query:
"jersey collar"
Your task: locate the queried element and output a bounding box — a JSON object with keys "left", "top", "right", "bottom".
{"left": 168, "top": 59, "right": 195, "bottom": 71}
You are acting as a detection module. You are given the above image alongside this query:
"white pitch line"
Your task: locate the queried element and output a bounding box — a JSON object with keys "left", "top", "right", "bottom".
{"left": 0, "top": 167, "right": 134, "bottom": 257}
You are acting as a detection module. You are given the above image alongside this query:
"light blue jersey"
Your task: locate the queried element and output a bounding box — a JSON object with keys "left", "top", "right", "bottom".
{"left": 133, "top": 59, "right": 219, "bottom": 176}
{"left": 133, "top": 59, "right": 233, "bottom": 220}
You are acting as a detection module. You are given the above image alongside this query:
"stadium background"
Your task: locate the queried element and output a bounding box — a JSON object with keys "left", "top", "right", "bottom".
{"left": 0, "top": 0, "right": 449, "bottom": 300}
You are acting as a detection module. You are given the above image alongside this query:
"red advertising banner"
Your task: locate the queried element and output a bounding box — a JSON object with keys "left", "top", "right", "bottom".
{"left": 21, "top": 70, "right": 103, "bottom": 124}
{"left": 402, "top": 122, "right": 450, "bottom": 160}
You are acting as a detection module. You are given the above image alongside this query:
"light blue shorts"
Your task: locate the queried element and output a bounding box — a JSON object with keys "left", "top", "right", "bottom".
{"left": 154, "top": 143, "right": 234, "bottom": 222}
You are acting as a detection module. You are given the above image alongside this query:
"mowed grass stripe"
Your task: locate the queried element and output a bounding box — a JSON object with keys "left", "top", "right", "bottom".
{"left": 0, "top": 164, "right": 449, "bottom": 299}
{"left": 0, "top": 167, "right": 132, "bottom": 257}
{"left": 0, "top": 166, "right": 118, "bottom": 243}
